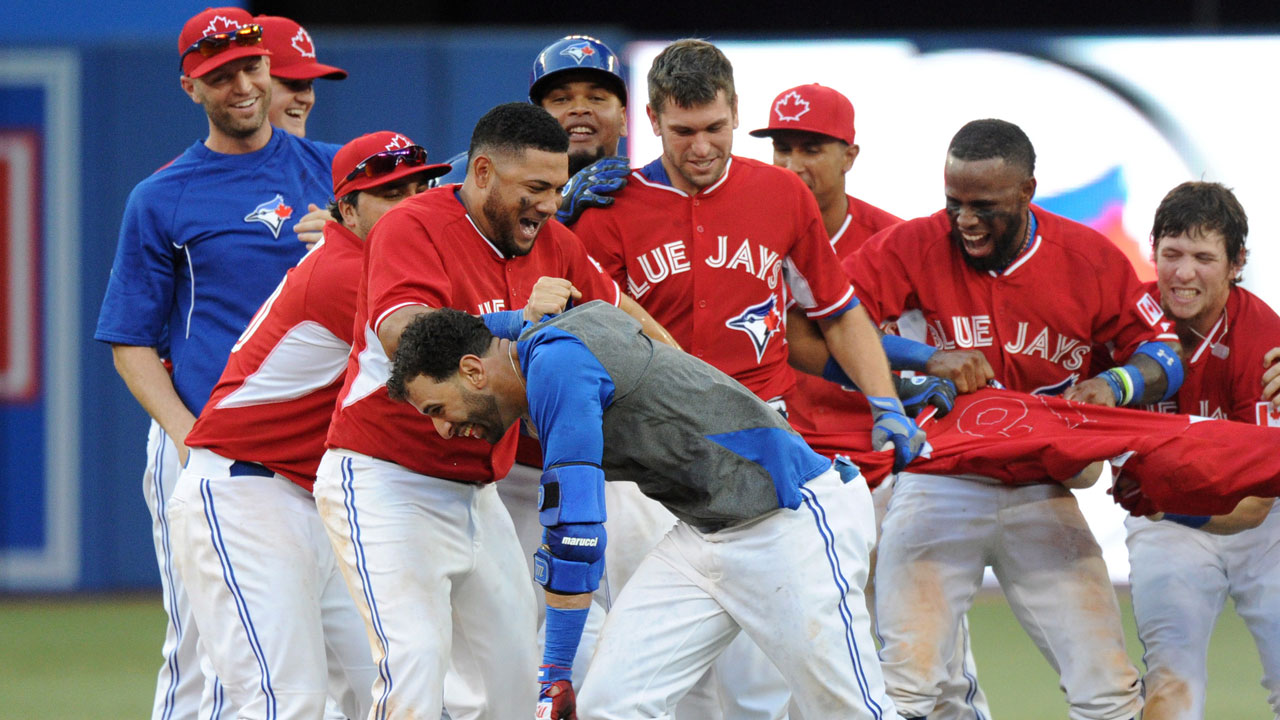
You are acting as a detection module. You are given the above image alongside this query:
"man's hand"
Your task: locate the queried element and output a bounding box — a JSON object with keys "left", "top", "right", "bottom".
{"left": 1264, "top": 347, "right": 1280, "bottom": 411}
{"left": 556, "top": 157, "right": 629, "bottom": 226}
{"left": 896, "top": 375, "right": 957, "bottom": 418}
{"left": 525, "top": 277, "right": 582, "bottom": 322}
{"left": 293, "top": 203, "right": 328, "bottom": 248}
{"left": 1063, "top": 376, "right": 1118, "bottom": 407}
{"left": 537, "top": 666, "right": 577, "bottom": 720}
{"left": 867, "top": 395, "right": 927, "bottom": 473}
{"left": 923, "top": 349, "right": 994, "bottom": 394}
{"left": 1110, "top": 468, "right": 1157, "bottom": 516}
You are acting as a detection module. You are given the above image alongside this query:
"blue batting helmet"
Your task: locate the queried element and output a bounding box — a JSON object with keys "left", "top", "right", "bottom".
{"left": 529, "top": 35, "right": 627, "bottom": 106}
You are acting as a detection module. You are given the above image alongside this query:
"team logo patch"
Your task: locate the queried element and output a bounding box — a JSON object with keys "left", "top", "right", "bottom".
{"left": 1136, "top": 292, "right": 1165, "bottom": 328}
{"left": 773, "top": 91, "right": 811, "bottom": 122}
{"left": 203, "top": 15, "right": 242, "bottom": 35}
{"left": 244, "top": 194, "right": 294, "bottom": 238}
{"left": 725, "top": 296, "right": 783, "bottom": 363}
{"left": 383, "top": 134, "right": 411, "bottom": 151}
{"left": 290, "top": 28, "right": 316, "bottom": 58}
{"left": 1256, "top": 401, "right": 1280, "bottom": 427}
{"left": 559, "top": 41, "right": 597, "bottom": 65}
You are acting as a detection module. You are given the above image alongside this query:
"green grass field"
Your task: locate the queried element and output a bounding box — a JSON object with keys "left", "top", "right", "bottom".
{"left": 0, "top": 590, "right": 1268, "bottom": 718}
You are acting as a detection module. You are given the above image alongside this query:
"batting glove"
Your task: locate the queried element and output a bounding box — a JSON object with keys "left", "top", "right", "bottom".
{"left": 556, "top": 156, "right": 630, "bottom": 226}
{"left": 896, "top": 375, "right": 958, "bottom": 418}
{"left": 537, "top": 664, "right": 577, "bottom": 720}
{"left": 867, "top": 395, "right": 927, "bottom": 473}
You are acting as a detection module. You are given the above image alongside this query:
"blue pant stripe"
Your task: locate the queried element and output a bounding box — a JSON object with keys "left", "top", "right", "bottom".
{"left": 209, "top": 678, "right": 224, "bottom": 720}
{"left": 960, "top": 618, "right": 985, "bottom": 720}
{"left": 342, "top": 457, "right": 393, "bottom": 720}
{"left": 800, "top": 485, "right": 884, "bottom": 720}
{"left": 200, "top": 479, "right": 277, "bottom": 719}
{"left": 153, "top": 430, "right": 181, "bottom": 720}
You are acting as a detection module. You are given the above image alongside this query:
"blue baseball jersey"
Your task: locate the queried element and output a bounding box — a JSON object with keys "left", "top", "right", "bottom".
{"left": 509, "top": 301, "right": 832, "bottom": 530}
{"left": 94, "top": 129, "right": 336, "bottom": 413}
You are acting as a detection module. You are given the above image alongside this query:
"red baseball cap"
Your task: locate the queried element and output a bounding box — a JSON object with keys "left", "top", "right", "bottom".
{"left": 332, "top": 132, "right": 452, "bottom": 197}
{"left": 749, "top": 83, "right": 856, "bottom": 146}
{"left": 179, "top": 7, "right": 270, "bottom": 79}
{"left": 255, "top": 15, "right": 348, "bottom": 81}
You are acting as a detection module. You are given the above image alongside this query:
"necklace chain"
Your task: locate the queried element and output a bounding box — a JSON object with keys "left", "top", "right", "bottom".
{"left": 508, "top": 343, "right": 525, "bottom": 390}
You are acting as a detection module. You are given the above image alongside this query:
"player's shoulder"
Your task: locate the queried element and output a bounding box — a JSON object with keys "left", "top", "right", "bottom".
{"left": 133, "top": 142, "right": 205, "bottom": 196}
{"left": 869, "top": 209, "right": 950, "bottom": 250}
{"left": 729, "top": 156, "right": 809, "bottom": 193}
{"left": 1231, "top": 285, "right": 1280, "bottom": 333}
{"left": 1032, "top": 206, "right": 1119, "bottom": 262}
{"left": 847, "top": 194, "right": 903, "bottom": 233}
{"left": 277, "top": 131, "right": 339, "bottom": 167}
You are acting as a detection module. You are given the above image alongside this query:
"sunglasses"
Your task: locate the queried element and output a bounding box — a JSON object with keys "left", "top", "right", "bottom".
{"left": 345, "top": 146, "right": 430, "bottom": 181}
{"left": 180, "top": 24, "right": 264, "bottom": 70}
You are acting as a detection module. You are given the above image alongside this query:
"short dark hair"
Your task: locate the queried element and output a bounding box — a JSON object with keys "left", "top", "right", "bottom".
{"left": 326, "top": 191, "right": 360, "bottom": 222}
{"left": 948, "top": 119, "right": 1036, "bottom": 178}
{"left": 1151, "top": 181, "right": 1249, "bottom": 279}
{"left": 467, "top": 102, "right": 569, "bottom": 166}
{"left": 647, "top": 39, "right": 736, "bottom": 114}
{"left": 386, "top": 309, "right": 494, "bottom": 401}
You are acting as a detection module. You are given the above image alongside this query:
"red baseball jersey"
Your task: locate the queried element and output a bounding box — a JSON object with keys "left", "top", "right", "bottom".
{"left": 846, "top": 206, "right": 1178, "bottom": 394}
{"left": 325, "top": 187, "right": 621, "bottom": 483}
{"left": 784, "top": 194, "right": 902, "bottom": 459}
{"left": 833, "top": 388, "right": 1280, "bottom": 515}
{"left": 185, "top": 221, "right": 363, "bottom": 492}
{"left": 1142, "top": 283, "right": 1280, "bottom": 425}
{"left": 573, "top": 156, "right": 858, "bottom": 402}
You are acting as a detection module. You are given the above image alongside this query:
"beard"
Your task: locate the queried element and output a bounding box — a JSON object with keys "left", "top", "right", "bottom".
{"left": 463, "top": 388, "right": 509, "bottom": 444}
{"left": 954, "top": 211, "right": 1026, "bottom": 273}
{"left": 482, "top": 188, "right": 536, "bottom": 258}
{"left": 568, "top": 145, "right": 608, "bottom": 176}
{"left": 204, "top": 95, "right": 269, "bottom": 140}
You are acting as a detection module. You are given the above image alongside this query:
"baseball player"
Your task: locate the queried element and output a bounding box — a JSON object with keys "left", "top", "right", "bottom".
{"left": 387, "top": 301, "right": 898, "bottom": 720}
{"left": 846, "top": 119, "right": 1185, "bottom": 720}
{"left": 1122, "top": 181, "right": 1280, "bottom": 719}
{"left": 569, "top": 40, "right": 925, "bottom": 720}
{"left": 256, "top": 14, "right": 346, "bottom": 139}
{"left": 750, "top": 82, "right": 990, "bottom": 720}
{"left": 93, "top": 8, "right": 336, "bottom": 719}
{"left": 312, "top": 103, "right": 667, "bottom": 719}
{"left": 166, "top": 131, "right": 448, "bottom": 719}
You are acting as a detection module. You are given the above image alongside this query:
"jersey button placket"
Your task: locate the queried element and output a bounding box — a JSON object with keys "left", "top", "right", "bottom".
{"left": 691, "top": 198, "right": 705, "bottom": 357}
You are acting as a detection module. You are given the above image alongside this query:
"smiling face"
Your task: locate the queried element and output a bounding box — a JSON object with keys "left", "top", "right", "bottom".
{"left": 268, "top": 77, "right": 314, "bottom": 137}
{"left": 474, "top": 148, "right": 568, "bottom": 257}
{"left": 404, "top": 372, "right": 514, "bottom": 444}
{"left": 770, "top": 129, "right": 857, "bottom": 210}
{"left": 539, "top": 74, "right": 627, "bottom": 175}
{"left": 943, "top": 154, "right": 1035, "bottom": 272}
{"left": 648, "top": 90, "right": 737, "bottom": 194}
{"left": 1155, "top": 228, "right": 1241, "bottom": 339}
{"left": 183, "top": 55, "right": 273, "bottom": 147}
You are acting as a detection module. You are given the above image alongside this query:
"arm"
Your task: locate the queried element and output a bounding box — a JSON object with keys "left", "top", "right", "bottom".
{"left": 292, "top": 203, "right": 329, "bottom": 248}
{"left": 1147, "top": 497, "right": 1274, "bottom": 536}
{"left": 1065, "top": 340, "right": 1183, "bottom": 407}
{"left": 110, "top": 345, "right": 198, "bottom": 464}
{"left": 619, "top": 294, "right": 681, "bottom": 350}
{"left": 1265, "top": 347, "right": 1280, "bottom": 411}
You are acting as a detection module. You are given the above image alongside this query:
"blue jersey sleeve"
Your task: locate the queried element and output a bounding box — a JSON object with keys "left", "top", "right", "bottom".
{"left": 94, "top": 182, "right": 178, "bottom": 346}
{"left": 520, "top": 327, "right": 616, "bottom": 470}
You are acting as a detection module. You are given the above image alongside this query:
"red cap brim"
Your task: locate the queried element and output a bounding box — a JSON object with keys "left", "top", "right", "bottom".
{"left": 271, "top": 61, "right": 348, "bottom": 81}
{"left": 186, "top": 46, "right": 271, "bottom": 79}
{"left": 334, "top": 162, "right": 452, "bottom": 198}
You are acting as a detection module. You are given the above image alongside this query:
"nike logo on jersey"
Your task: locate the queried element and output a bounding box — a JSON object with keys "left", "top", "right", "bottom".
{"left": 726, "top": 296, "right": 783, "bottom": 363}
{"left": 926, "top": 315, "right": 1090, "bottom": 372}
{"left": 244, "top": 194, "right": 294, "bottom": 238}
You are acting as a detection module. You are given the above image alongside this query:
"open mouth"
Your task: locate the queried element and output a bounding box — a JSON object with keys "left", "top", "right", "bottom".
{"left": 960, "top": 231, "right": 992, "bottom": 256}
{"left": 231, "top": 97, "right": 258, "bottom": 113}
{"left": 518, "top": 216, "right": 542, "bottom": 240}
{"left": 285, "top": 107, "right": 307, "bottom": 119}
{"left": 566, "top": 124, "right": 597, "bottom": 140}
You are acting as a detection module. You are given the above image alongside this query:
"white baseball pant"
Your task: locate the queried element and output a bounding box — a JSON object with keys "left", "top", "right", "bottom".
{"left": 1126, "top": 503, "right": 1280, "bottom": 719}
{"left": 314, "top": 449, "right": 538, "bottom": 719}
{"left": 875, "top": 472, "right": 1142, "bottom": 720}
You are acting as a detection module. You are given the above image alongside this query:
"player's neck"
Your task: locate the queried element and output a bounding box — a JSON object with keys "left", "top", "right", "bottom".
{"left": 821, "top": 191, "right": 850, "bottom": 239}
{"left": 1175, "top": 303, "right": 1227, "bottom": 351}
{"left": 660, "top": 155, "right": 724, "bottom": 196}
{"left": 456, "top": 183, "right": 493, "bottom": 238}
{"left": 205, "top": 122, "right": 273, "bottom": 155}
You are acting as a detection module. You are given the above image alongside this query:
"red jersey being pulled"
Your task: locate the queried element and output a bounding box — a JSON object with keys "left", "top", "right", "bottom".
{"left": 325, "top": 186, "right": 620, "bottom": 483}
{"left": 783, "top": 194, "right": 902, "bottom": 458}
{"left": 185, "top": 221, "right": 364, "bottom": 492}
{"left": 846, "top": 205, "right": 1178, "bottom": 395}
{"left": 1143, "top": 283, "right": 1280, "bottom": 425}
{"left": 573, "top": 156, "right": 858, "bottom": 402}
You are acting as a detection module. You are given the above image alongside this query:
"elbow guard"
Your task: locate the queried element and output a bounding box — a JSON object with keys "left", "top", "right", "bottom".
{"left": 1132, "top": 341, "right": 1184, "bottom": 401}
{"left": 539, "top": 464, "right": 607, "bottom": 526}
{"left": 534, "top": 523, "right": 607, "bottom": 594}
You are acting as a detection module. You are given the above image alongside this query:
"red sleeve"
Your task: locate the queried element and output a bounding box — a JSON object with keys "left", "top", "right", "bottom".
{"left": 1231, "top": 294, "right": 1280, "bottom": 424}
{"left": 558, "top": 227, "right": 621, "bottom": 306}
{"left": 365, "top": 209, "right": 450, "bottom": 335}
{"left": 305, "top": 246, "right": 362, "bottom": 345}
{"left": 843, "top": 223, "right": 922, "bottom": 327}
{"left": 1091, "top": 246, "right": 1177, "bottom": 363}
{"left": 569, "top": 209, "right": 627, "bottom": 289}
{"left": 783, "top": 177, "right": 855, "bottom": 318}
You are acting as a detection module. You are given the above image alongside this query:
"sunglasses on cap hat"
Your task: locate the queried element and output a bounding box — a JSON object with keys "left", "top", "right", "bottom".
{"left": 345, "top": 146, "right": 431, "bottom": 181}
{"left": 179, "top": 24, "right": 264, "bottom": 70}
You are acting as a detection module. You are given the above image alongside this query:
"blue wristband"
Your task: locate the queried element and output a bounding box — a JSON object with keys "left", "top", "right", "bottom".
{"left": 821, "top": 357, "right": 858, "bottom": 390}
{"left": 542, "top": 605, "right": 589, "bottom": 671}
{"left": 482, "top": 310, "right": 526, "bottom": 340}
{"left": 1132, "top": 341, "right": 1184, "bottom": 401}
{"left": 881, "top": 334, "right": 937, "bottom": 372}
{"left": 1163, "top": 513, "right": 1211, "bottom": 529}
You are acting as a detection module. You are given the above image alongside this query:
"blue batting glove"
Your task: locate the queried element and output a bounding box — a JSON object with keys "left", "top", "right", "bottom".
{"left": 867, "top": 395, "right": 927, "bottom": 473}
{"left": 897, "top": 375, "right": 958, "bottom": 418}
{"left": 556, "top": 156, "right": 630, "bottom": 225}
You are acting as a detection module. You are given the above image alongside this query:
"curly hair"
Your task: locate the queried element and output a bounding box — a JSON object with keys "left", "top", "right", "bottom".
{"left": 386, "top": 309, "right": 494, "bottom": 401}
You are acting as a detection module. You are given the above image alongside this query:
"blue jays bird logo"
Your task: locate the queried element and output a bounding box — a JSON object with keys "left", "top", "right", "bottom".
{"left": 726, "top": 296, "right": 783, "bottom": 363}
{"left": 244, "top": 194, "right": 294, "bottom": 238}
{"left": 560, "top": 42, "right": 597, "bottom": 65}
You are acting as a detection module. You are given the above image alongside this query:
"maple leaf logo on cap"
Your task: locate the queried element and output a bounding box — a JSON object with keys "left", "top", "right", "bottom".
{"left": 203, "top": 15, "right": 242, "bottom": 36}
{"left": 774, "top": 91, "right": 811, "bottom": 122}
{"left": 384, "top": 134, "right": 410, "bottom": 151}
{"left": 290, "top": 28, "right": 316, "bottom": 58}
